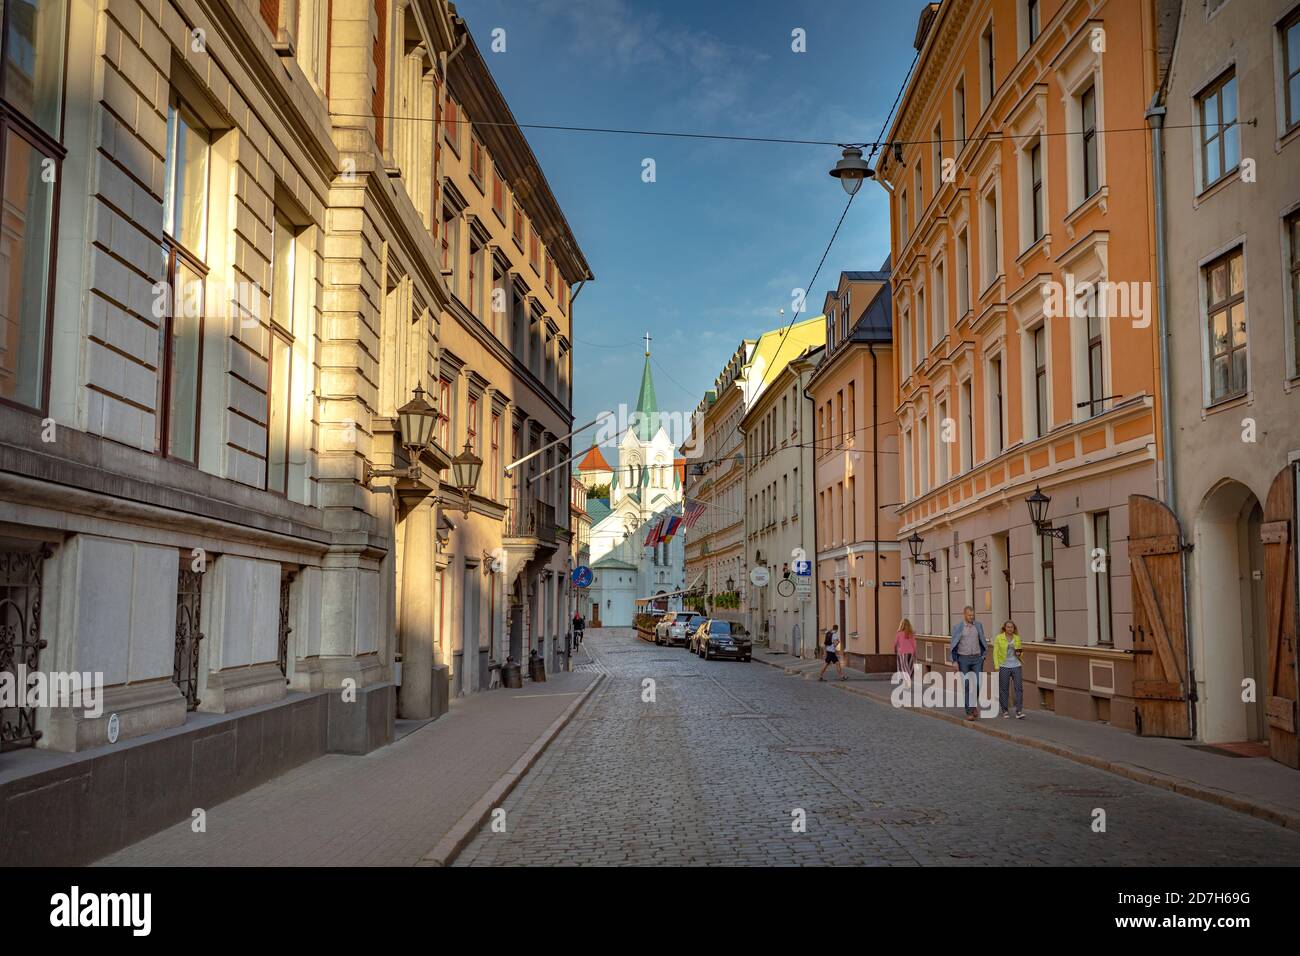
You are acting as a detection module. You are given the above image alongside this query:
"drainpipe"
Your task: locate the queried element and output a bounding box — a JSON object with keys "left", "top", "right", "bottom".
{"left": 869, "top": 343, "right": 881, "bottom": 661}
{"left": 1146, "top": 96, "right": 1197, "bottom": 739}
{"left": 802, "top": 374, "right": 820, "bottom": 655}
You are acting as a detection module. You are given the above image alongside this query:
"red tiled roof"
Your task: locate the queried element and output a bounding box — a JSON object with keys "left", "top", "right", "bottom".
{"left": 577, "top": 446, "right": 612, "bottom": 472}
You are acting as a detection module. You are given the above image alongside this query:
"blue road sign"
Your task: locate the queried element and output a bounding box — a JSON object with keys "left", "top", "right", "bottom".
{"left": 793, "top": 560, "right": 812, "bottom": 576}
{"left": 572, "top": 566, "right": 594, "bottom": 588}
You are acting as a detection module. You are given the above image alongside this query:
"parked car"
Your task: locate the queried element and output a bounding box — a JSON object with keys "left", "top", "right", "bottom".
{"left": 655, "top": 611, "right": 703, "bottom": 647}
{"left": 690, "top": 619, "right": 752, "bottom": 662}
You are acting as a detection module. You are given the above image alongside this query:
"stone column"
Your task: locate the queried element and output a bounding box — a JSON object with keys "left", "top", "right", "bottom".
{"left": 398, "top": 496, "right": 436, "bottom": 719}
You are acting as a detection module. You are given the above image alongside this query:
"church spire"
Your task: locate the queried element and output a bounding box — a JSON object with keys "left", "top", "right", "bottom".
{"left": 634, "top": 333, "right": 658, "bottom": 441}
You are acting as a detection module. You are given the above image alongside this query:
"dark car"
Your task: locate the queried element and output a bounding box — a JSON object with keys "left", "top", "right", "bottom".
{"left": 690, "top": 619, "right": 752, "bottom": 662}
{"left": 656, "top": 611, "right": 703, "bottom": 647}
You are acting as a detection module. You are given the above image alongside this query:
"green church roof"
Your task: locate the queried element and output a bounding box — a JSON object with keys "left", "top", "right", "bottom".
{"left": 634, "top": 354, "right": 658, "bottom": 441}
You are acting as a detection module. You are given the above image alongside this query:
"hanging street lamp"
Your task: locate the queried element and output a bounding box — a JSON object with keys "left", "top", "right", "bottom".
{"left": 906, "top": 531, "right": 938, "bottom": 571}
{"left": 1025, "top": 485, "right": 1070, "bottom": 547}
{"left": 450, "top": 439, "right": 483, "bottom": 516}
{"left": 829, "top": 145, "right": 874, "bottom": 196}
{"left": 364, "top": 386, "right": 438, "bottom": 486}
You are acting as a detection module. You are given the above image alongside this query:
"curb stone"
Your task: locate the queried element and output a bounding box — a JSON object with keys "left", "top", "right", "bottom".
{"left": 417, "top": 672, "right": 606, "bottom": 866}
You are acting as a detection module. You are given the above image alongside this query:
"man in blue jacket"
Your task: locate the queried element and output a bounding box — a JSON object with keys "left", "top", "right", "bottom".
{"left": 949, "top": 605, "right": 987, "bottom": 720}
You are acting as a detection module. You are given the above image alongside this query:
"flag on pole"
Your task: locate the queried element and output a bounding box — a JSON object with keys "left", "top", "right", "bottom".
{"left": 644, "top": 518, "right": 664, "bottom": 547}
{"left": 682, "top": 499, "right": 706, "bottom": 529}
{"left": 660, "top": 515, "right": 683, "bottom": 540}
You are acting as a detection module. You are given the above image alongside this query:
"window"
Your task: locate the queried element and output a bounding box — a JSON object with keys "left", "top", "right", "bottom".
{"left": 444, "top": 96, "right": 460, "bottom": 153}
{"left": 529, "top": 229, "right": 540, "bottom": 272}
{"left": 792, "top": 467, "right": 799, "bottom": 516}
{"left": 469, "top": 240, "right": 484, "bottom": 317}
{"left": 490, "top": 412, "right": 501, "bottom": 499}
{"left": 936, "top": 397, "right": 949, "bottom": 485}
{"left": 1290, "top": 212, "right": 1300, "bottom": 377}
{"left": 900, "top": 305, "right": 911, "bottom": 371}
{"left": 1040, "top": 534, "right": 1056, "bottom": 641}
{"left": 1027, "top": 0, "right": 1040, "bottom": 46}
{"left": 1030, "top": 140, "right": 1044, "bottom": 242}
{"left": 469, "top": 135, "right": 485, "bottom": 185}
{"left": 981, "top": 188, "right": 999, "bottom": 287}
{"left": 492, "top": 167, "right": 505, "bottom": 220}
{"left": 267, "top": 210, "right": 298, "bottom": 494}
{"left": 932, "top": 121, "right": 943, "bottom": 191}
{"left": 1093, "top": 511, "right": 1113, "bottom": 645}
{"left": 914, "top": 164, "right": 923, "bottom": 219}
{"left": 1080, "top": 84, "right": 1099, "bottom": 199}
{"left": 1034, "top": 325, "right": 1048, "bottom": 437}
{"left": 934, "top": 261, "right": 946, "bottom": 340}
{"left": 980, "top": 24, "right": 995, "bottom": 110}
{"left": 1205, "top": 247, "right": 1247, "bottom": 401}
{"left": 960, "top": 379, "right": 973, "bottom": 472}
{"left": 956, "top": 229, "right": 970, "bottom": 318}
{"left": 955, "top": 78, "right": 967, "bottom": 150}
{"left": 296, "top": 0, "right": 330, "bottom": 93}
{"left": 0, "top": 0, "right": 67, "bottom": 412}
{"left": 440, "top": 205, "right": 459, "bottom": 293}
{"left": 1198, "top": 71, "right": 1239, "bottom": 189}
{"left": 989, "top": 353, "right": 1004, "bottom": 455}
{"left": 467, "top": 393, "right": 479, "bottom": 456}
{"left": 159, "top": 98, "right": 211, "bottom": 462}
{"left": 916, "top": 288, "right": 928, "bottom": 357}
{"left": 546, "top": 254, "right": 554, "bottom": 293}
{"left": 900, "top": 190, "right": 909, "bottom": 245}
{"left": 1087, "top": 297, "right": 1104, "bottom": 415}
{"left": 512, "top": 202, "right": 524, "bottom": 247}
{"left": 437, "top": 377, "right": 452, "bottom": 448}
{"left": 1284, "top": 9, "right": 1300, "bottom": 131}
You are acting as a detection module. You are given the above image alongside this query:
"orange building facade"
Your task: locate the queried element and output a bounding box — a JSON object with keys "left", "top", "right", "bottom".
{"left": 879, "top": 0, "right": 1164, "bottom": 727}
{"left": 809, "top": 270, "right": 902, "bottom": 670}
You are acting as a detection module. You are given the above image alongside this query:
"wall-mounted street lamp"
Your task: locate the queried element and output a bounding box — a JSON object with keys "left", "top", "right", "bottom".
{"left": 450, "top": 440, "right": 483, "bottom": 516}
{"left": 829, "top": 146, "right": 874, "bottom": 196}
{"left": 725, "top": 576, "right": 735, "bottom": 592}
{"left": 906, "top": 532, "right": 938, "bottom": 571}
{"left": 365, "top": 386, "right": 438, "bottom": 486}
{"left": 1025, "top": 485, "right": 1070, "bottom": 547}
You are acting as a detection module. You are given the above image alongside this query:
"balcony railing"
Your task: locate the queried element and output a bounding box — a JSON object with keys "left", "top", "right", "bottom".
{"left": 504, "top": 496, "right": 558, "bottom": 544}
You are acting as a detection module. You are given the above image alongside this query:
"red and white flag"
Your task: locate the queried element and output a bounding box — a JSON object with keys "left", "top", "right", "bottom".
{"left": 644, "top": 518, "right": 664, "bottom": 547}
{"left": 682, "top": 499, "right": 706, "bottom": 529}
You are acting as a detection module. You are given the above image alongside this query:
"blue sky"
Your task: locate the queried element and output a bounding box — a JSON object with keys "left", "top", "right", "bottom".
{"left": 464, "top": 0, "right": 917, "bottom": 447}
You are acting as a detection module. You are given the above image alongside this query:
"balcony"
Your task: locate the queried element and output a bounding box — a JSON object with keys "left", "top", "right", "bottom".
{"left": 504, "top": 496, "right": 558, "bottom": 545}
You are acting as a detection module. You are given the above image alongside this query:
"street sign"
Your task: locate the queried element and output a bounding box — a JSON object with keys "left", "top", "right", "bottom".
{"left": 572, "top": 566, "right": 594, "bottom": 588}
{"left": 749, "top": 566, "right": 770, "bottom": 588}
{"left": 882, "top": 580, "right": 902, "bottom": 587}
{"left": 793, "top": 560, "right": 812, "bottom": 576}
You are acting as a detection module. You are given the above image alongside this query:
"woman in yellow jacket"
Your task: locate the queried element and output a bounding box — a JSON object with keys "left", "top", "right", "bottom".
{"left": 993, "top": 621, "right": 1025, "bottom": 718}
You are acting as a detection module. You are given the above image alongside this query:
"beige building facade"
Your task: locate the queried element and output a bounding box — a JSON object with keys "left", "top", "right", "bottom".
{"left": 809, "top": 271, "right": 902, "bottom": 670}
{"left": 1153, "top": 0, "right": 1300, "bottom": 766}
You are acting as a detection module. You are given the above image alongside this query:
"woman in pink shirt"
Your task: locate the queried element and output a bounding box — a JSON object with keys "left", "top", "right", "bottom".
{"left": 895, "top": 619, "right": 917, "bottom": 685}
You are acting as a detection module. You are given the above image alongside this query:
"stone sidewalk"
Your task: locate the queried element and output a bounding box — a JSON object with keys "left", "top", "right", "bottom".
{"left": 96, "top": 660, "right": 600, "bottom": 867}
{"left": 754, "top": 648, "right": 1300, "bottom": 831}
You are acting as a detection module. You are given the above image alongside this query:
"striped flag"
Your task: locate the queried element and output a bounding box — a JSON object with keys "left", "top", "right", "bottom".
{"left": 644, "top": 518, "right": 664, "bottom": 547}
{"left": 682, "top": 499, "right": 706, "bottom": 529}
{"left": 660, "top": 515, "right": 683, "bottom": 540}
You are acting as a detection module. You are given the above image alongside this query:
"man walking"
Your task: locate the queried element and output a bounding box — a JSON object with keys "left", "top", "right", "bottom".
{"left": 949, "top": 605, "right": 987, "bottom": 720}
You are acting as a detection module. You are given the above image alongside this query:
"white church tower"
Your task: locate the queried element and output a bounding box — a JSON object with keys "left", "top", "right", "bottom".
{"left": 586, "top": 335, "right": 685, "bottom": 626}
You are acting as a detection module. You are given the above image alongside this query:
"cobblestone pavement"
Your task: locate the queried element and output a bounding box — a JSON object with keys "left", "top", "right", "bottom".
{"left": 454, "top": 628, "right": 1300, "bottom": 866}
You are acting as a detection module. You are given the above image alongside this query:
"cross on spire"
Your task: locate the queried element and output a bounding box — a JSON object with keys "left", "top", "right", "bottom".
{"left": 643, "top": 332, "right": 652, "bottom": 357}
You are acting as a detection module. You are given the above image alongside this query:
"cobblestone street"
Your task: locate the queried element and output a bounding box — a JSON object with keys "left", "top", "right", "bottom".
{"left": 455, "top": 628, "right": 1300, "bottom": 866}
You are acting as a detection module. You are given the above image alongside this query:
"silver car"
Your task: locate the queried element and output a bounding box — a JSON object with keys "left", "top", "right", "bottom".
{"left": 655, "top": 612, "right": 703, "bottom": 647}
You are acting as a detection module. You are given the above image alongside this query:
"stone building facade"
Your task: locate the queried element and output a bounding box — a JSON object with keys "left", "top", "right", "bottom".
{"left": 0, "top": 0, "right": 589, "bottom": 864}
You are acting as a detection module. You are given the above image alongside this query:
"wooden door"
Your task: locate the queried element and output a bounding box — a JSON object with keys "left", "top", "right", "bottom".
{"left": 1261, "top": 465, "right": 1299, "bottom": 769}
{"left": 1128, "top": 494, "right": 1191, "bottom": 738}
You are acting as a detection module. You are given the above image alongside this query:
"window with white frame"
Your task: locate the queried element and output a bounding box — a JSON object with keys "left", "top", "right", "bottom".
{"left": 1283, "top": 8, "right": 1300, "bottom": 133}
{"left": 296, "top": 0, "right": 330, "bottom": 93}
{"left": 933, "top": 259, "right": 946, "bottom": 342}
{"left": 1029, "top": 139, "right": 1044, "bottom": 244}
{"left": 980, "top": 23, "right": 995, "bottom": 111}
{"left": 900, "top": 190, "right": 910, "bottom": 245}
{"left": 932, "top": 120, "right": 943, "bottom": 191}
{"left": 917, "top": 415, "right": 930, "bottom": 494}
{"left": 960, "top": 378, "right": 973, "bottom": 472}
{"left": 1289, "top": 211, "right": 1300, "bottom": 378}
{"left": 1033, "top": 324, "right": 1049, "bottom": 437}
{"left": 936, "top": 396, "right": 949, "bottom": 486}
{"left": 267, "top": 209, "right": 301, "bottom": 495}
{"left": 900, "top": 303, "right": 912, "bottom": 371}
{"left": 1080, "top": 83, "right": 1099, "bottom": 199}
{"left": 956, "top": 228, "right": 970, "bottom": 318}
{"left": 981, "top": 187, "right": 999, "bottom": 288}
{"left": 1197, "top": 70, "right": 1240, "bottom": 190}
{"left": 987, "top": 351, "right": 1004, "bottom": 457}
{"left": 954, "top": 77, "right": 967, "bottom": 151}
{"left": 916, "top": 287, "right": 928, "bottom": 359}
{"left": 1204, "top": 246, "right": 1247, "bottom": 402}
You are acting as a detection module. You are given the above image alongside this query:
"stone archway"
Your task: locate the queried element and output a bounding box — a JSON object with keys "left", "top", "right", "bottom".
{"left": 1194, "top": 479, "right": 1268, "bottom": 743}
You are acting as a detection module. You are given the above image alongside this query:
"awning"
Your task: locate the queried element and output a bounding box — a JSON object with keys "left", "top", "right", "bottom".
{"left": 636, "top": 575, "right": 707, "bottom": 604}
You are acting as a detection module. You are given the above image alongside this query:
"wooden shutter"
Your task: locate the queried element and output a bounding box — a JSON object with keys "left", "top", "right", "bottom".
{"left": 1128, "top": 494, "right": 1191, "bottom": 738}
{"left": 1261, "top": 465, "right": 1299, "bottom": 769}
